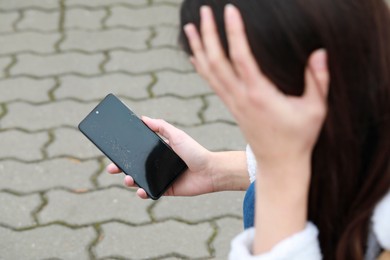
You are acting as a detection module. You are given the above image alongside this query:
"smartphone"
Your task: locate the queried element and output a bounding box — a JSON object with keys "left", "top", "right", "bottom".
{"left": 78, "top": 94, "right": 188, "bottom": 200}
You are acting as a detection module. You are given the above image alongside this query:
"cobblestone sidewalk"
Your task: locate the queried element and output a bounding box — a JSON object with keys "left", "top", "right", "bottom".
{"left": 0, "top": 0, "right": 247, "bottom": 259}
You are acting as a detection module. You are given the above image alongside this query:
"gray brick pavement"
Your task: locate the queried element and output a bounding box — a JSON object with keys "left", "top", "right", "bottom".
{"left": 0, "top": 0, "right": 247, "bottom": 259}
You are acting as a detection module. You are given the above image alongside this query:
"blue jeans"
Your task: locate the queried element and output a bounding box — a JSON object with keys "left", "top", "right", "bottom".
{"left": 243, "top": 181, "right": 255, "bottom": 229}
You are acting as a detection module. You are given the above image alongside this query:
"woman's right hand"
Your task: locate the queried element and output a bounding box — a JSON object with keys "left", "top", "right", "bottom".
{"left": 107, "top": 116, "right": 218, "bottom": 199}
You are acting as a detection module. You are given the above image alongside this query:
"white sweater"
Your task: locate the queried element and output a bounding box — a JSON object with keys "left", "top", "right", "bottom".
{"left": 229, "top": 146, "right": 390, "bottom": 259}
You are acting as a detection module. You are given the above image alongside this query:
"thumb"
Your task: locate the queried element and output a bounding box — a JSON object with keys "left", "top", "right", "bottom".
{"left": 304, "top": 49, "right": 329, "bottom": 102}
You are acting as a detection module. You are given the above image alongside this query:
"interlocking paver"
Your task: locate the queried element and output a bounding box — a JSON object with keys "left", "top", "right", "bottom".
{"left": 0, "top": 0, "right": 59, "bottom": 11}
{"left": 47, "top": 128, "right": 103, "bottom": 159}
{"left": 56, "top": 74, "right": 152, "bottom": 101}
{"left": 151, "top": 26, "right": 180, "bottom": 48}
{"left": 0, "top": 130, "right": 47, "bottom": 161}
{"left": 11, "top": 52, "right": 104, "bottom": 77}
{"left": 61, "top": 28, "right": 151, "bottom": 52}
{"left": 0, "top": 0, "right": 248, "bottom": 258}
{"left": 2, "top": 100, "right": 94, "bottom": 130}
{"left": 153, "top": 72, "right": 211, "bottom": 97}
{"left": 66, "top": 0, "right": 147, "bottom": 8}
{"left": 39, "top": 187, "right": 152, "bottom": 225}
{"left": 0, "top": 12, "right": 19, "bottom": 33}
{"left": 106, "top": 49, "right": 192, "bottom": 73}
{"left": 0, "top": 193, "right": 41, "bottom": 228}
{"left": 213, "top": 218, "right": 243, "bottom": 260}
{"left": 95, "top": 220, "right": 213, "bottom": 259}
{"left": 17, "top": 10, "right": 59, "bottom": 32}
{"left": 65, "top": 9, "right": 106, "bottom": 30}
{"left": 0, "top": 77, "right": 54, "bottom": 103}
{"left": 153, "top": 192, "right": 244, "bottom": 222}
{"left": 107, "top": 6, "right": 179, "bottom": 28}
{"left": 204, "top": 95, "right": 235, "bottom": 123}
{"left": 0, "top": 32, "right": 60, "bottom": 55}
{"left": 0, "top": 159, "right": 98, "bottom": 193}
{"left": 181, "top": 123, "right": 245, "bottom": 151}
{"left": 0, "top": 57, "right": 12, "bottom": 78}
{"left": 0, "top": 225, "right": 94, "bottom": 259}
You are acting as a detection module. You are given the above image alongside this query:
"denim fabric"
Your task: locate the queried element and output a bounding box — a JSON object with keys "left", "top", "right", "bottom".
{"left": 243, "top": 181, "right": 255, "bottom": 229}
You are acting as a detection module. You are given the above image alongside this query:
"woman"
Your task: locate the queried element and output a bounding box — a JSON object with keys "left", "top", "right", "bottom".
{"left": 108, "top": 0, "right": 390, "bottom": 258}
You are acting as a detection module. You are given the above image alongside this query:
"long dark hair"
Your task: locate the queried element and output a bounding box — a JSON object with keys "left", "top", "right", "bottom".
{"left": 178, "top": 0, "right": 390, "bottom": 259}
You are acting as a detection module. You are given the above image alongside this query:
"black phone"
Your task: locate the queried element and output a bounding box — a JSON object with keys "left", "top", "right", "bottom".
{"left": 78, "top": 94, "right": 188, "bottom": 200}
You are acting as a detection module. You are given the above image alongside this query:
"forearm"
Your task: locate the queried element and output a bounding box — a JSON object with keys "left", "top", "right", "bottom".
{"left": 208, "top": 151, "right": 250, "bottom": 192}
{"left": 253, "top": 157, "right": 311, "bottom": 254}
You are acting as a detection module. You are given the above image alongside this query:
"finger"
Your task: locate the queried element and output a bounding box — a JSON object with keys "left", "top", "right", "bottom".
{"left": 136, "top": 189, "right": 149, "bottom": 199}
{"left": 183, "top": 24, "right": 209, "bottom": 76}
{"left": 224, "top": 4, "right": 276, "bottom": 97}
{"left": 304, "top": 49, "right": 329, "bottom": 103}
{"left": 107, "top": 163, "right": 122, "bottom": 174}
{"left": 124, "top": 175, "right": 137, "bottom": 187}
{"left": 200, "top": 5, "right": 241, "bottom": 94}
{"left": 141, "top": 116, "right": 183, "bottom": 146}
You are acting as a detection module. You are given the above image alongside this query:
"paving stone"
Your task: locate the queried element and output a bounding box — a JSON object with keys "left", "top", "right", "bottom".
{"left": 0, "top": 77, "right": 54, "bottom": 103}
{"left": 122, "top": 96, "right": 203, "bottom": 125}
{"left": 0, "top": 130, "right": 47, "bottom": 161}
{"left": 61, "top": 28, "right": 150, "bottom": 52}
{"left": 213, "top": 218, "right": 243, "bottom": 260}
{"left": 39, "top": 187, "right": 152, "bottom": 225}
{"left": 47, "top": 128, "right": 105, "bottom": 159}
{"left": 2, "top": 100, "right": 94, "bottom": 130}
{"left": 0, "top": 57, "right": 12, "bottom": 77}
{"left": 153, "top": 191, "right": 244, "bottom": 222}
{"left": 106, "top": 49, "right": 192, "bottom": 73}
{"left": 0, "top": 225, "right": 94, "bottom": 259}
{"left": 0, "top": 32, "right": 60, "bottom": 55}
{"left": 204, "top": 95, "right": 235, "bottom": 123}
{"left": 107, "top": 6, "right": 179, "bottom": 28}
{"left": 153, "top": 0, "right": 182, "bottom": 4}
{"left": 181, "top": 123, "right": 246, "bottom": 151}
{"left": 65, "top": 8, "right": 106, "bottom": 30}
{"left": 0, "top": 159, "right": 98, "bottom": 193}
{"left": 0, "top": 0, "right": 59, "bottom": 11}
{"left": 151, "top": 26, "right": 180, "bottom": 48}
{"left": 66, "top": 0, "right": 147, "bottom": 8}
{"left": 11, "top": 52, "right": 104, "bottom": 77}
{"left": 95, "top": 220, "right": 213, "bottom": 259}
{"left": 17, "top": 10, "right": 59, "bottom": 31}
{"left": 153, "top": 72, "right": 211, "bottom": 97}
{"left": 0, "top": 193, "right": 41, "bottom": 228}
{"left": 0, "top": 12, "right": 19, "bottom": 33}
{"left": 56, "top": 73, "right": 151, "bottom": 101}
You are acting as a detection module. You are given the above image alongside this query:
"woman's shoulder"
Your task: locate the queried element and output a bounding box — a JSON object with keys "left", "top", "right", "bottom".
{"left": 373, "top": 189, "right": 390, "bottom": 250}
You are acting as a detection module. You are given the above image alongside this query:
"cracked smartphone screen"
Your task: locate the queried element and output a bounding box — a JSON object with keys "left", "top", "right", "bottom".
{"left": 78, "top": 94, "right": 188, "bottom": 200}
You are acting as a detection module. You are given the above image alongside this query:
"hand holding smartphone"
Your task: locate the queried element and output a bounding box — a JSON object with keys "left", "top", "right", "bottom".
{"left": 78, "top": 94, "right": 187, "bottom": 200}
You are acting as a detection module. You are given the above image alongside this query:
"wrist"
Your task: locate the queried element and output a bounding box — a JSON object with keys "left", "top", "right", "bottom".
{"left": 208, "top": 151, "right": 250, "bottom": 192}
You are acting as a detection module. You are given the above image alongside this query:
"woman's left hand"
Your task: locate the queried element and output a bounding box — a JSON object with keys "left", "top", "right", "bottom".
{"left": 184, "top": 5, "right": 329, "bottom": 176}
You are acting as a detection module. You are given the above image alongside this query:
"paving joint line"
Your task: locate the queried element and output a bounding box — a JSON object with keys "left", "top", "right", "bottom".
{"left": 48, "top": 76, "right": 61, "bottom": 101}
{"left": 12, "top": 10, "right": 24, "bottom": 32}
{"left": 101, "top": 6, "right": 111, "bottom": 29}
{"left": 0, "top": 103, "right": 8, "bottom": 121}
{"left": 41, "top": 129, "right": 55, "bottom": 160}
{"left": 90, "top": 157, "right": 106, "bottom": 188}
{"left": 88, "top": 223, "right": 103, "bottom": 260}
{"left": 31, "top": 191, "right": 48, "bottom": 225}
{"left": 3, "top": 55, "right": 17, "bottom": 78}
{"left": 146, "top": 27, "right": 157, "bottom": 49}
{"left": 206, "top": 220, "right": 218, "bottom": 258}
{"left": 99, "top": 51, "right": 110, "bottom": 74}
{"left": 146, "top": 72, "right": 158, "bottom": 98}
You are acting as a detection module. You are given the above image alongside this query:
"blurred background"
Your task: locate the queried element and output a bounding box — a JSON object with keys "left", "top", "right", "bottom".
{"left": 0, "top": 0, "right": 247, "bottom": 259}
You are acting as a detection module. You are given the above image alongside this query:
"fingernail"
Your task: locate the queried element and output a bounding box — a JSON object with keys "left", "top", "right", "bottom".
{"left": 200, "top": 5, "right": 211, "bottom": 20}
{"left": 312, "top": 49, "right": 327, "bottom": 71}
